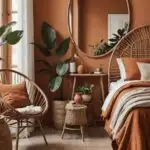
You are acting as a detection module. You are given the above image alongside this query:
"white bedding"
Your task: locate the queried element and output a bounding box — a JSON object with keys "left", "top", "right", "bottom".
{"left": 102, "top": 80, "right": 139, "bottom": 111}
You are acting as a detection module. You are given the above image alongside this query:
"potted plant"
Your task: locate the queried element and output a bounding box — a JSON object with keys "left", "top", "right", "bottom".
{"left": 32, "top": 22, "right": 71, "bottom": 129}
{"left": 76, "top": 84, "right": 94, "bottom": 102}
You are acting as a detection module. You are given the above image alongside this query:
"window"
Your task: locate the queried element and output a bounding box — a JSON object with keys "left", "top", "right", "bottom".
{"left": 0, "top": 0, "right": 34, "bottom": 79}
{"left": 11, "top": 0, "right": 24, "bottom": 70}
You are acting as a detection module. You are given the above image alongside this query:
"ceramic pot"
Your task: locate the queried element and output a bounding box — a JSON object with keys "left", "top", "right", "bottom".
{"left": 74, "top": 93, "right": 82, "bottom": 104}
{"left": 77, "top": 65, "right": 84, "bottom": 74}
{"left": 81, "top": 94, "right": 92, "bottom": 102}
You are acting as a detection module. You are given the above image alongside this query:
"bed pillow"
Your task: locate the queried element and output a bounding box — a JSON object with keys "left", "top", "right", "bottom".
{"left": 116, "top": 58, "right": 126, "bottom": 80}
{"left": 137, "top": 62, "right": 150, "bottom": 80}
{"left": 120, "top": 58, "right": 150, "bottom": 80}
{"left": 0, "top": 82, "right": 31, "bottom": 108}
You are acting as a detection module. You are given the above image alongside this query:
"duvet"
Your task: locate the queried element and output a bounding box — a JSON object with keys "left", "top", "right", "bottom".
{"left": 102, "top": 81, "right": 150, "bottom": 150}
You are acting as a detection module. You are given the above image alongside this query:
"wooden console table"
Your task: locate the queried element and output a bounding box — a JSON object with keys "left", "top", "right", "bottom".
{"left": 69, "top": 73, "right": 107, "bottom": 103}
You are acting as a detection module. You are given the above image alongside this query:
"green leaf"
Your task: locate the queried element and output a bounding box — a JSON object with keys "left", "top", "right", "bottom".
{"left": 49, "top": 76, "right": 62, "bottom": 92}
{"left": 41, "top": 22, "right": 56, "bottom": 49}
{"left": 35, "top": 59, "right": 53, "bottom": 68}
{"left": 109, "top": 38, "right": 117, "bottom": 42}
{"left": 6, "top": 30, "right": 23, "bottom": 45}
{"left": 117, "top": 28, "right": 125, "bottom": 36}
{"left": 112, "top": 33, "right": 120, "bottom": 39}
{"left": 56, "top": 63, "right": 69, "bottom": 76}
{"left": 55, "top": 37, "right": 70, "bottom": 56}
{"left": 31, "top": 42, "right": 51, "bottom": 56}
{"left": 0, "top": 21, "right": 16, "bottom": 37}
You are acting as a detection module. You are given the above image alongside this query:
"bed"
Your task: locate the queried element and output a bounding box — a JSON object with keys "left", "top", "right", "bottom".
{"left": 102, "top": 25, "right": 150, "bottom": 150}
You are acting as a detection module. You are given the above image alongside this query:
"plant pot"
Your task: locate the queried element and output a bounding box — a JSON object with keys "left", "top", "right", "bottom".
{"left": 74, "top": 93, "right": 82, "bottom": 104}
{"left": 52, "top": 100, "right": 68, "bottom": 129}
{"left": 81, "top": 94, "right": 92, "bottom": 102}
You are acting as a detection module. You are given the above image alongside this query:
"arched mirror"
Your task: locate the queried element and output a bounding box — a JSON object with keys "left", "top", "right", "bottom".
{"left": 68, "top": 0, "right": 130, "bottom": 58}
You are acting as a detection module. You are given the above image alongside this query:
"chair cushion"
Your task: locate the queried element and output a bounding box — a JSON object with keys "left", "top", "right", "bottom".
{"left": 0, "top": 81, "right": 31, "bottom": 108}
{"left": 16, "top": 105, "right": 42, "bottom": 115}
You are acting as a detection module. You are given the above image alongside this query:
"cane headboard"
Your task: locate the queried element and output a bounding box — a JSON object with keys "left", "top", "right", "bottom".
{"left": 108, "top": 25, "right": 150, "bottom": 84}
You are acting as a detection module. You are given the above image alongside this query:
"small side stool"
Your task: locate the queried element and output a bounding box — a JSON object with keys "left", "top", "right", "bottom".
{"left": 61, "top": 103, "right": 87, "bottom": 141}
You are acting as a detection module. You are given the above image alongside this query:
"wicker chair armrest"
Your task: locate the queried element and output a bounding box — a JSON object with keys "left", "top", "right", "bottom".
{"left": 26, "top": 80, "right": 49, "bottom": 116}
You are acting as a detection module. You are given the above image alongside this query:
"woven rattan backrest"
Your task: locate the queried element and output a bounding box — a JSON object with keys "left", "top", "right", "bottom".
{"left": 0, "top": 69, "right": 48, "bottom": 115}
{"left": 108, "top": 25, "right": 150, "bottom": 84}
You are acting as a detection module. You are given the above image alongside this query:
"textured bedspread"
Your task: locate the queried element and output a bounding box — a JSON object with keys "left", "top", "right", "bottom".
{"left": 102, "top": 81, "right": 150, "bottom": 150}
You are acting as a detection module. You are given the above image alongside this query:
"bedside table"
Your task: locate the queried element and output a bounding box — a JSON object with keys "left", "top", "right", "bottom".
{"left": 69, "top": 73, "right": 107, "bottom": 103}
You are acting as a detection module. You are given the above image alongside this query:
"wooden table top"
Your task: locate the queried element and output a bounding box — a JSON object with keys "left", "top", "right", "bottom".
{"left": 69, "top": 73, "right": 107, "bottom": 77}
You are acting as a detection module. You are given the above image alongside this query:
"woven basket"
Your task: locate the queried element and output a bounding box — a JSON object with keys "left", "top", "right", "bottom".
{"left": 0, "top": 119, "right": 12, "bottom": 150}
{"left": 65, "top": 104, "right": 87, "bottom": 125}
{"left": 52, "top": 100, "right": 68, "bottom": 129}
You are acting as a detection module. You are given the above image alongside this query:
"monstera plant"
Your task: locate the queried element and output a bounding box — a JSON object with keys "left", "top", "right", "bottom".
{"left": 0, "top": 21, "right": 23, "bottom": 46}
{"left": 32, "top": 22, "right": 70, "bottom": 93}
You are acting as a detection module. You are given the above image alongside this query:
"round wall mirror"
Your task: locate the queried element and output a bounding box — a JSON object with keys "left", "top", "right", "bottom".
{"left": 68, "top": 0, "right": 130, "bottom": 58}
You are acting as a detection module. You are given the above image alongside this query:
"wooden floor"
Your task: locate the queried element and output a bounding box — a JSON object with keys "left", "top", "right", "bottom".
{"left": 13, "top": 127, "right": 112, "bottom": 150}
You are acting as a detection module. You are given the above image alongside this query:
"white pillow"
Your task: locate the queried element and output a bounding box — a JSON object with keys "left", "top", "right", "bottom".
{"left": 116, "top": 58, "right": 126, "bottom": 80}
{"left": 137, "top": 62, "right": 150, "bottom": 80}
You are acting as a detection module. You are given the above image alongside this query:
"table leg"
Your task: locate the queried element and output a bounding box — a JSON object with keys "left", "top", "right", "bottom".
{"left": 100, "top": 76, "right": 105, "bottom": 103}
{"left": 80, "top": 125, "right": 84, "bottom": 142}
{"left": 61, "top": 123, "right": 66, "bottom": 139}
{"left": 71, "top": 76, "right": 77, "bottom": 100}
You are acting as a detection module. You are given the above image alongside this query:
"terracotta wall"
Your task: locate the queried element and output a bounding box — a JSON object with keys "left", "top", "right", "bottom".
{"left": 130, "top": 0, "right": 150, "bottom": 28}
{"left": 34, "top": 0, "right": 150, "bottom": 124}
{"left": 78, "top": 0, "right": 128, "bottom": 55}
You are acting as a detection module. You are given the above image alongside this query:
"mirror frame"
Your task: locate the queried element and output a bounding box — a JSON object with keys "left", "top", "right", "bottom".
{"left": 67, "top": 0, "right": 131, "bottom": 59}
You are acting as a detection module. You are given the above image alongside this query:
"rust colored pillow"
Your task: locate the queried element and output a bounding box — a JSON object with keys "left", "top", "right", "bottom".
{"left": 0, "top": 82, "right": 30, "bottom": 108}
{"left": 121, "top": 58, "right": 150, "bottom": 80}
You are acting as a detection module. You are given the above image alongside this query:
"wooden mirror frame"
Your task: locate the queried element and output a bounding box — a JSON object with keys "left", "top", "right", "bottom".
{"left": 67, "top": 0, "right": 131, "bottom": 59}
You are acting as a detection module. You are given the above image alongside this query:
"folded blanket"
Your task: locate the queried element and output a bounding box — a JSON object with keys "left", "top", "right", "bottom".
{"left": 110, "top": 87, "right": 150, "bottom": 139}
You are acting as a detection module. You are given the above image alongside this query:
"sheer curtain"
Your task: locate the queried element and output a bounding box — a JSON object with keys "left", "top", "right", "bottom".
{"left": 11, "top": 0, "right": 35, "bottom": 138}
{"left": 11, "top": 0, "right": 34, "bottom": 80}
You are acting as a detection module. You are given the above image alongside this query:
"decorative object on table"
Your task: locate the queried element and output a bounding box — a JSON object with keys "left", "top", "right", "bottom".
{"left": 0, "top": 116, "right": 12, "bottom": 150}
{"left": 76, "top": 84, "right": 94, "bottom": 102}
{"left": 89, "top": 27, "right": 127, "bottom": 56}
{"left": 94, "top": 64, "right": 104, "bottom": 74}
{"left": 32, "top": 21, "right": 71, "bottom": 129}
{"left": 74, "top": 93, "right": 82, "bottom": 104}
{"left": 69, "top": 61, "right": 76, "bottom": 73}
{"left": 61, "top": 103, "right": 87, "bottom": 141}
{"left": 77, "top": 64, "right": 84, "bottom": 74}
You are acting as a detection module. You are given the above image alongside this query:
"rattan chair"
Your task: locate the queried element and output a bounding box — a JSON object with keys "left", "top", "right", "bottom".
{"left": 0, "top": 69, "right": 49, "bottom": 150}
